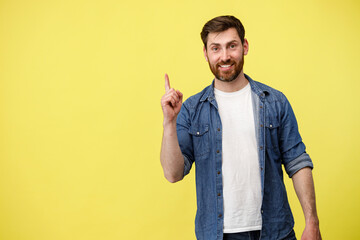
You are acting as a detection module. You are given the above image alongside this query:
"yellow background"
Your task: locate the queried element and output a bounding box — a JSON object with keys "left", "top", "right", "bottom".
{"left": 1, "top": 0, "right": 359, "bottom": 239}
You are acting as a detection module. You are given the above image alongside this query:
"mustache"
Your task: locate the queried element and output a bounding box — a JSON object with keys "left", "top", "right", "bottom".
{"left": 216, "top": 60, "right": 235, "bottom": 66}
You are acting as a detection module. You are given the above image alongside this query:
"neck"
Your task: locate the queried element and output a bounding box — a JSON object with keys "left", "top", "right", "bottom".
{"left": 214, "top": 72, "right": 248, "bottom": 92}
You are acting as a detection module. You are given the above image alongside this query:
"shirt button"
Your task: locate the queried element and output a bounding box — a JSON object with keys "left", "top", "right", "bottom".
{"left": 260, "top": 124, "right": 263, "bottom": 127}
{"left": 216, "top": 150, "right": 220, "bottom": 153}
{"left": 269, "top": 124, "right": 273, "bottom": 128}
{"left": 218, "top": 214, "right": 222, "bottom": 218}
{"left": 260, "top": 105, "right": 263, "bottom": 109}
{"left": 260, "top": 146, "right": 263, "bottom": 150}
{"left": 261, "top": 167, "right": 263, "bottom": 171}
{"left": 196, "top": 132, "right": 200, "bottom": 135}
{"left": 217, "top": 171, "right": 221, "bottom": 175}
{"left": 217, "top": 128, "right": 220, "bottom": 131}
{"left": 217, "top": 193, "right": 221, "bottom": 196}
{"left": 261, "top": 210, "right": 264, "bottom": 214}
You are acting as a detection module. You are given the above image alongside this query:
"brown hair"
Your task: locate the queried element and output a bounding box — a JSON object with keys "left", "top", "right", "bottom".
{"left": 201, "top": 15, "right": 245, "bottom": 49}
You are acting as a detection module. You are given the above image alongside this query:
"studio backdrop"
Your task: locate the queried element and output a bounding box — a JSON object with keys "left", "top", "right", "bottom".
{"left": 0, "top": 0, "right": 359, "bottom": 239}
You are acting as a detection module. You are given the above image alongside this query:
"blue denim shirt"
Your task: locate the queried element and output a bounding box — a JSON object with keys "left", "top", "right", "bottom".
{"left": 176, "top": 74, "right": 313, "bottom": 240}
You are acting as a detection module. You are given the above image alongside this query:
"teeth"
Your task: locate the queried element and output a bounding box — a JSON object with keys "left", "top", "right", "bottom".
{"left": 220, "top": 65, "right": 231, "bottom": 67}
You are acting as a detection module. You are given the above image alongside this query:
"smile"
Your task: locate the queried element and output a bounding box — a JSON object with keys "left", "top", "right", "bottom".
{"left": 219, "top": 64, "right": 234, "bottom": 70}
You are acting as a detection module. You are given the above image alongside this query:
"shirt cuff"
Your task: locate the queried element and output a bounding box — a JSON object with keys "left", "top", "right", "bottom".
{"left": 183, "top": 154, "right": 193, "bottom": 176}
{"left": 284, "top": 152, "right": 314, "bottom": 178}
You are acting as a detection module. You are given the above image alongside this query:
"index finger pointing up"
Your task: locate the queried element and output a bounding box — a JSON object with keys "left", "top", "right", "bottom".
{"left": 165, "top": 73, "right": 170, "bottom": 91}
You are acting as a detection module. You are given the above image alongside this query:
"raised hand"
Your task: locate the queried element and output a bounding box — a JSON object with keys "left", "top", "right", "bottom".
{"left": 161, "top": 73, "right": 183, "bottom": 125}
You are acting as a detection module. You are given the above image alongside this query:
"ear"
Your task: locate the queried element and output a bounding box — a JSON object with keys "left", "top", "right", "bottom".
{"left": 243, "top": 38, "right": 249, "bottom": 56}
{"left": 203, "top": 46, "right": 208, "bottom": 62}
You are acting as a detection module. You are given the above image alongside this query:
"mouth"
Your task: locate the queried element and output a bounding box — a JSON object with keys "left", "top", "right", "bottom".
{"left": 218, "top": 63, "right": 234, "bottom": 71}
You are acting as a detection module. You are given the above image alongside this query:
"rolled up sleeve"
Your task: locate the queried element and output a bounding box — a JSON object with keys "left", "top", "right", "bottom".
{"left": 284, "top": 152, "right": 313, "bottom": 177}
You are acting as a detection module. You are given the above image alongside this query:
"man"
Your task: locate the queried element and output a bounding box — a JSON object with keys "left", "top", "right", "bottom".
{"left": 160, "top": 15, "right": 321, "bottom": 240}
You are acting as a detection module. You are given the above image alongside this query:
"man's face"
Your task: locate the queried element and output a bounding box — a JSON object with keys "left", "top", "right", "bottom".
{"left": 204, "top": 28, "right": 248, "bottom": 82}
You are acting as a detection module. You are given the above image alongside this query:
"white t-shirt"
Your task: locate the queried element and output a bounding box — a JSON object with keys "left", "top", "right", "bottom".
{"left": 214, "top": 82, "right": 262, "bottom": 233}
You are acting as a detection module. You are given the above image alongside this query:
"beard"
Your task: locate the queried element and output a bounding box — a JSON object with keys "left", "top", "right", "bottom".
{"left": 208, "top": 53, "right": 244, "bottom": 82}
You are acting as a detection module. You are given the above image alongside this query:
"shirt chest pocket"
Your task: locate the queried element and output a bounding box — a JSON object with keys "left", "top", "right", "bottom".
{"left": 265, "top": 117, "right": 280, "bottom": 152}
{"left": 188, "top": 124, "right": 210, "bottom": 158}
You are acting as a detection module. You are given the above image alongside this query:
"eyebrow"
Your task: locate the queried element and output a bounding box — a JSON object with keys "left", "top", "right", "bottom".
{"left": 209, "top": 40, "right": 239, "bottom": 47}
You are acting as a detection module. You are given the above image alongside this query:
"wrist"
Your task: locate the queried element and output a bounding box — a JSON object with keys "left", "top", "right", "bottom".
{"left": 163, "top": 119, "right": 177, "bottom": 129}
{"left": 305, "top": 216, "right": 319, "bottom": 227}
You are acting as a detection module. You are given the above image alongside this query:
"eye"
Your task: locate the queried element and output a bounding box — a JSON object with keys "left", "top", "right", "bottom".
{"left": 212, "top": 47, "right": 218, "bottom": 52}
{"left": 230, "top": 44, "right": 236, "bottom": 49}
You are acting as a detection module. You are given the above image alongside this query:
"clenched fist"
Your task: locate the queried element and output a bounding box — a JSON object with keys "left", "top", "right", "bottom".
{"left": 161, "top": 74, "right": 183, "bottom": 125}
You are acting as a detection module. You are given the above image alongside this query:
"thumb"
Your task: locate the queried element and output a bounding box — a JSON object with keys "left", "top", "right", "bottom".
{"left": 176, "top": 90, "right": 183, "bottom": 102}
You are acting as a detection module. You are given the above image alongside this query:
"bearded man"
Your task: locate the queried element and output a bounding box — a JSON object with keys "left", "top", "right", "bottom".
{"left": 160, "top": 15, "right": 321, "bottom": 240}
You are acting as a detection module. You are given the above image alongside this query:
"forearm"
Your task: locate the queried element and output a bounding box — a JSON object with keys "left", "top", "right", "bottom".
{"left": 160, "top": 121, "right": 184, "bottom": 183}
{"left": 292, "top": 167, "right": 319, "bottom": 224}
{"left": 292, "top": 167, "right": 322, "bottom": 239}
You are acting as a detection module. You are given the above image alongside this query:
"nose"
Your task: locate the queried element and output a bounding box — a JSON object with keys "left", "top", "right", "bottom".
{"left": 220, "top": 49, "right": 231, "bottom": 62}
